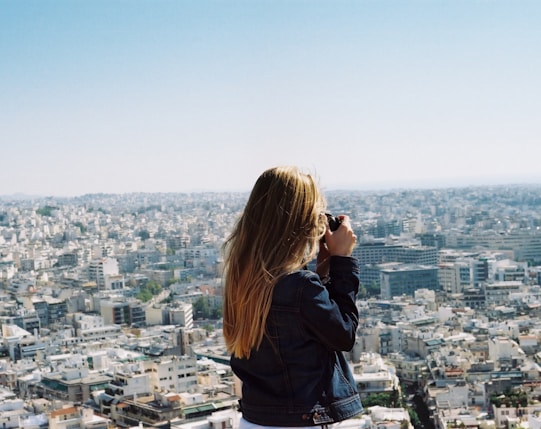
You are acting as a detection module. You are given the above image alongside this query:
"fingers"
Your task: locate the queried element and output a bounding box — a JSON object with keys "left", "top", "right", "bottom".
{"left": 326, "top": 215, "right": 357, "bottom": 256}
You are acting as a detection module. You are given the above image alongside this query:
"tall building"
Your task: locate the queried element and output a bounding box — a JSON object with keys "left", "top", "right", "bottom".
{"left": 100, "top": 300, "right": 145, "bottom": 327}
{"left": 355, "top": 241, "right": 438, "bottom": 291}
{"left": 471, "top": 258, "right": 489, "bottom": 287}
{"left": 167, "top": 303, "right": 194, "bottom": 328}
{"left": 88, "top": 258, "right": 119, "bottom": 290}
{"left": 380, "top": 264, "right": 439, "bottom": 299}
{"left": 438, "top": 262, "right": 470, "bottom": 294}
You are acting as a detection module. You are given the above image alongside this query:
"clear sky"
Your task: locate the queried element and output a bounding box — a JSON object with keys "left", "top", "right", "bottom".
{"left": 1, "top": 0, "right": 540, "bottom": 197}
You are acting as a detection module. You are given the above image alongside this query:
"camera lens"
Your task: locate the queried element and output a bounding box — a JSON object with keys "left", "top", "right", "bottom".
{"left": 325, "top": 213, "right": 341, "bottom": 232}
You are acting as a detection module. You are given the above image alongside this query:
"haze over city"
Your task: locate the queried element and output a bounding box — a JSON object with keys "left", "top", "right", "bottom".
{"left": 1, "top": 1, "right": 540, "bottom": 197}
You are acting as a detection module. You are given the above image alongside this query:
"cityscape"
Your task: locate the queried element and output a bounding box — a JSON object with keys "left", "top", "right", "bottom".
{"left": 3, "top": 0, "right": 541, "bottom": 427}
{"left": 1, "top": 184, "right": 541, "bottom": 428}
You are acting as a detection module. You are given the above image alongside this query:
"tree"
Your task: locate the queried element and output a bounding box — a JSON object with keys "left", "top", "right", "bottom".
{"left": 362, "top": 392, "right": 395, "bottom": 408}
{"left": 36, "top": 205, "right": 57, "bottom": 217}
{"left": 408, "top": 409, "right": 421, "bottom": 429}
{"left": 193, "top": 296, "right": 222, "bottom": 320}
{"left": 136, "top": 280, "right": 162, "bottom": 302}
{"left": 137, "top": 230, "right": 150, "bottom": 240}
{"left": 193, "top": 296, "right": 211, "bottom": 319}
{"left": 146, "top": 280, "right": 162, "bottom": 295}
{"left": 137, "top": 288, "right": 153, "bottom": 302}
{"left": 166, "top": 277, "right": 179, "bottom": 286}
{"left": 358, "top": 284, "right": 368, "bottom": 298}
{"left": 211, "top": 306, "right": 223, "bottom": 319}
{"left": 490, "top": 389, "right": 528, "bottom": 408}
{"left": 358, "top": 281, "right": 381, "bottom": 298}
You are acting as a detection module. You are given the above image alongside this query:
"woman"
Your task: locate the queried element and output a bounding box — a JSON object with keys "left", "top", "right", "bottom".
{"left": 223, "top": 166, "right": 362, "bottom": 427}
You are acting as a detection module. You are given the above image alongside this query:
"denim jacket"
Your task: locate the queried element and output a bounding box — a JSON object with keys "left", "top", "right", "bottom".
{"left": 230, "top": 256, "right": 363, "bottom": 426}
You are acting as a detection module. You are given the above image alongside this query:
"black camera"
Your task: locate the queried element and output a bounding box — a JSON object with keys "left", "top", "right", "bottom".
{"left": 325, "top": 213, "right": 342, "bottom": 232}
{"left": 321, "top": 214, "right": 342, "bottom": 243}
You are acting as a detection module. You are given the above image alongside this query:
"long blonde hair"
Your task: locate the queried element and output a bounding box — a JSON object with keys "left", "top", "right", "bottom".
{"left": 222, "top": 166, "right": 326, "bottom": 359}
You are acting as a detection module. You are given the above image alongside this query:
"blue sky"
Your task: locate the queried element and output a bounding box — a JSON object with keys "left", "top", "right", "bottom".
{"left": 1, "top": 0, "right": 540, "bottom": 196}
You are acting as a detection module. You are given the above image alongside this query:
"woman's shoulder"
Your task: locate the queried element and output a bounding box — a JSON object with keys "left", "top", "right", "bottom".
{"left": 273, "top": 270, "right": 324, "bottom": 302}
{"left": 280, "top": 269, "right": 321, "bottom": 285}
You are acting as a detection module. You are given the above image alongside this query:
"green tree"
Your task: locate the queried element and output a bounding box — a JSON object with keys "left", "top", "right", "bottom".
{"left": 358, "top": 284, "right": 368, "bottom": 298}
{"left": 136, "top": 280, "right": 162, "bottom": 302}
{"left": 408, "top": 409, "right": 421, "bottom": 429}
{"left": 36, "top": 205, "right": 58, "bottom": 217}
{"left": 146, "top": 280, "right": 162, "bottom": 295}
{"left": 362, "top": 392, "right": 395, "bottom": 408}
{"left": 367, "top": 280, "right": 381, "bottom": 297}
{"left": 211, "top": 306, "right": 223, "bottom": 319}
{"left": 193, "top": 296, "right": 223, "bottom": 320}
{"left": 138, "top": 230, "right": 150, "bottom": 240}
{"left": 490, "top": 389, "right": 528, "bottom": 408}
{"left": 167, "top": 277, "right": 179, "bottom": 286}
{"left": 193, "top": 296, "right": 211, "bottom": 319}
{"left": 137, "top": 288, "right": 153, "bottom": 302}
{"left": 390, "top": 387, "right": 401, "bottom": 407}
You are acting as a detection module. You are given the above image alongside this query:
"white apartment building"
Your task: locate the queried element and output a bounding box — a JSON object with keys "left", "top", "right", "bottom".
{"left": 351, "top": 352, "right": 399, "bottom": 399}
{"left": 492, "top": 403, "right": 541, "bottom": 429}
{"left": 0, "top": 261, "right": 16, "bottom": 281}
{"left": 0, "top": 398, "right": 33, "bottom": 429}
{"left": 426, "top": 382, "right": 472, "bottom": 429}
{"left": 485, "top": 281, "right": 523, "bottom": 306}
{"left": 354, "top": 323, "right": 404, "bottom": 358}
{"left": 49, "top": 406, "right": 109, "bottom": 429}
{"left": 80, "top": 325, "right": 122, "bottom": 342}
{"left": 68, "top": 313, "right": 122, "bottom": 341}
{"left": 143, "top": 355, "right": 198, "bottom": 393}
{"left": 488, "top": 336, "right": 525, "bottom": 367}
{"left": 168, "top": 302, "right": 194, "bottom": 328}
{"left": 145, "top": 303, "right": 165, "bottom": 325}
{"left": 68, "top": 313, "right": 104, "bottom": 332}
{"left": 438, "top": 262, "right": 467, "bottom": 293}
{"left": 88, "top": 257, "right": 119, "bottom": 290}
{"left": 107, "top": 366, "right": 151, "bottom": 398}
{"left": 104, "top": 273, "right": 125, "bottom": 290}
{"left": 492, "top": 259, "right": 528, "bottom": 282}
{"left": 386, "top": 352, "right": 427, "bottom": 385}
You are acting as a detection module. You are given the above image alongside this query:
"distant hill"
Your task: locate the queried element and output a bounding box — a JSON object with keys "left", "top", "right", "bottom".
{"left": 0, "top": 193, "right": 42, "bottom": 201}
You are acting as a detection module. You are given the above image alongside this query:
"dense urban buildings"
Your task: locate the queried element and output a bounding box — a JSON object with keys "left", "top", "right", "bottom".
{"left": 1, "top": 184, "right": 541, "bottom": 428}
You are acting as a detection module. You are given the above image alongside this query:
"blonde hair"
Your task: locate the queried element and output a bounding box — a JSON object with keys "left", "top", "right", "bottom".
{"left": 222, "top": 166, "right": 326, "bottom": 359}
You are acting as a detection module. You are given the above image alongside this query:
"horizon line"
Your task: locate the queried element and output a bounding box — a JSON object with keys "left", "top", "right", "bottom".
{"left": 2, "top": 180, "right": 541, "bottom": 201}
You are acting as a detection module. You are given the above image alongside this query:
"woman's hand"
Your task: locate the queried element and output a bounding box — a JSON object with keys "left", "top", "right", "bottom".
{"left": 324, "top": 215, "right": 357, "bottom": 257}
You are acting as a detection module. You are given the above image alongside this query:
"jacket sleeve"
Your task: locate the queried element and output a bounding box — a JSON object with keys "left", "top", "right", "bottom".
{"left": 299, "top": 256, "right": 360, "bottom": 351}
